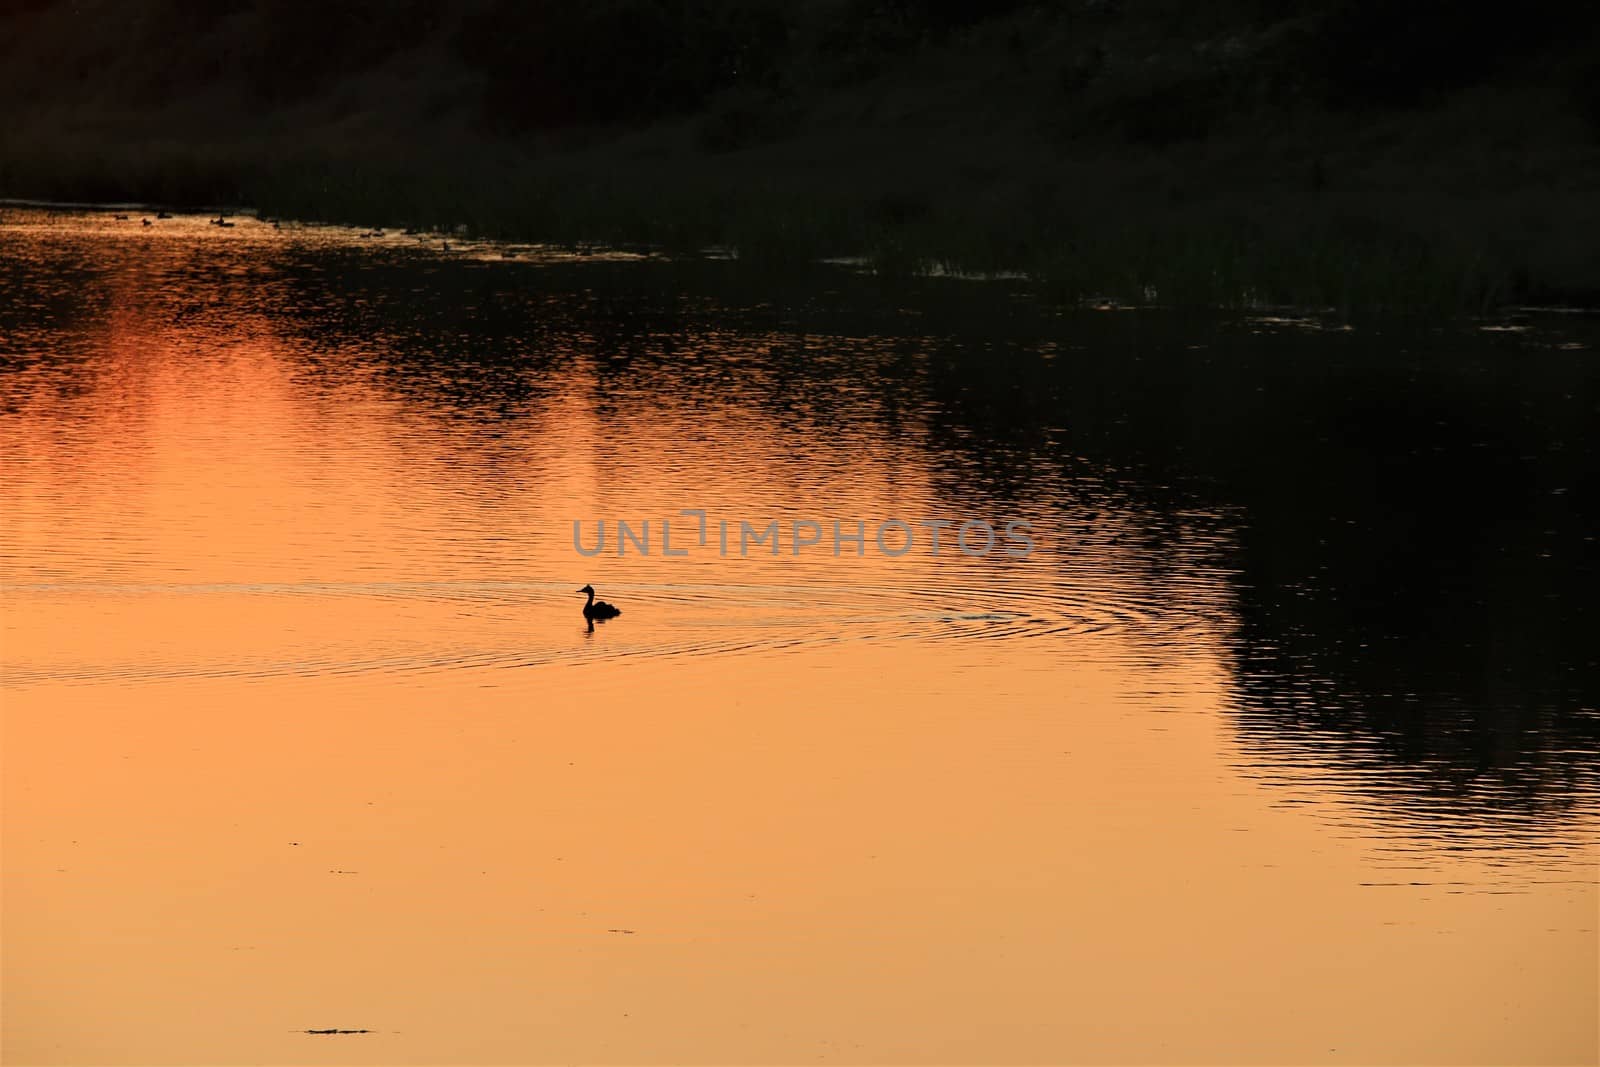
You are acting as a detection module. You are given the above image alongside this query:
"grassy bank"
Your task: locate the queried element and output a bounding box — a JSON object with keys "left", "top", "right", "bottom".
{"left": 3, "top": 0, "right": 1597, "bottom": 313}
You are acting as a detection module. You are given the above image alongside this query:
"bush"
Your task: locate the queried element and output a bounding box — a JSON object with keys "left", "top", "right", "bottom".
{"left": 694, "top": 89, "right": 796, "bottom": 153}
{"left": 241, "top": 0, "right": 443, "bottom": 104}
{"left": 1305, "top": 0, "right": 1589, "bottom": 109}
{"left": 458, "top": 0, "right": 789, "bottom": 130}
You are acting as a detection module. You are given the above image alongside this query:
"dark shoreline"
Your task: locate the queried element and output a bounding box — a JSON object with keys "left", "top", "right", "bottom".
{"left": 5, "top": 1, "right": 1596, "bottom": 315}
{"left": 6, "top": 185, "right": 1598, "bottom": 317}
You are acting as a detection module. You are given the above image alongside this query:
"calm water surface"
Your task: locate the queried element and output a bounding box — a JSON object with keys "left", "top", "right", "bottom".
{"left": 2, "top": 209, "right": 1596, "bottom": 1065}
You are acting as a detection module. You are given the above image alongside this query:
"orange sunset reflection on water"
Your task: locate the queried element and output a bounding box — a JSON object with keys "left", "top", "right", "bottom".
{"left": 2, "top": 210, "right": 1595, "bottom": 1066}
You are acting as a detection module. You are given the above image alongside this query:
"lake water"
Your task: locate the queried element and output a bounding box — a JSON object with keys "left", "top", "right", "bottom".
{"left": 2, "top": 209, "right": 1596, "bottom": 1065}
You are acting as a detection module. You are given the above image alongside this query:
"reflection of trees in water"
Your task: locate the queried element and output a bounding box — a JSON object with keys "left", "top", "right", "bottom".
{"left": 946, "top": 314, "right": 1599, "bottom": 818}
{"left": 1217, "top": 347, "right": 1598, "bottom": 818}
{"left": 263, "top": 252, "right": 1599, "bottom": 816}
{"left": 269, "top": 252, "right": 945, "bottom": 432}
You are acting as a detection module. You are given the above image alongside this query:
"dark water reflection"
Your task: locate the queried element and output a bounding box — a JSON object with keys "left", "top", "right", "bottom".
{"left": 198, "top": 248, "right": 1600, "bottom": 771}
{"left": 5, "top": 212, "right": 1597, "bottom": 817}
{"left": 5, "top": 212, "right": 1597, "bottom": 806}
{"left": 2, "top": 210, "right": 1595, "bottom": 1063}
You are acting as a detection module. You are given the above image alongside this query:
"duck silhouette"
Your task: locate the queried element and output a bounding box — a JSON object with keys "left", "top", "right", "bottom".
{"left": 579, "top": 584, "right": 621, "bottom": 620}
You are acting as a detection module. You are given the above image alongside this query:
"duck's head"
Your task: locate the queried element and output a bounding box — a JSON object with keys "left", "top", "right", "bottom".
{"left": 578, "top": 584, "right": 595, "bottom": 595}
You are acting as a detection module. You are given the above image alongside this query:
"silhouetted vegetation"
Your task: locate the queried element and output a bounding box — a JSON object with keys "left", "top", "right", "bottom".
{"left": 6, "top": 0, "right": 1597, "bottom": 134}
{"left": 1302, "top": 0, "right": 1593, "bottom": 109}
{"left": 248, "top": 0, "right": 446, "bottom": 104}
{"left": 2, "top": 0, "right": 1598, "bottom": 308}
{"left": 458, "top": 0, "right": 789, "bottom": 130}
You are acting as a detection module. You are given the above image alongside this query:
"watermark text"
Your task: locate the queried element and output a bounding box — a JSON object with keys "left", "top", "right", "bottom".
{"left": 571, "top": 512, "right": 1034, "bottom": 558}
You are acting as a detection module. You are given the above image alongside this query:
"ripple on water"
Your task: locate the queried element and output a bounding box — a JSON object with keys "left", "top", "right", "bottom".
{"left": 0, "top": 572, "right": 1229, "bottom": 687}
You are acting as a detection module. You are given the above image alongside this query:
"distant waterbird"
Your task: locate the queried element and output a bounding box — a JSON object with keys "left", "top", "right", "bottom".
{"left": 579, "top": 585, "right": 622, "bottom": 620}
